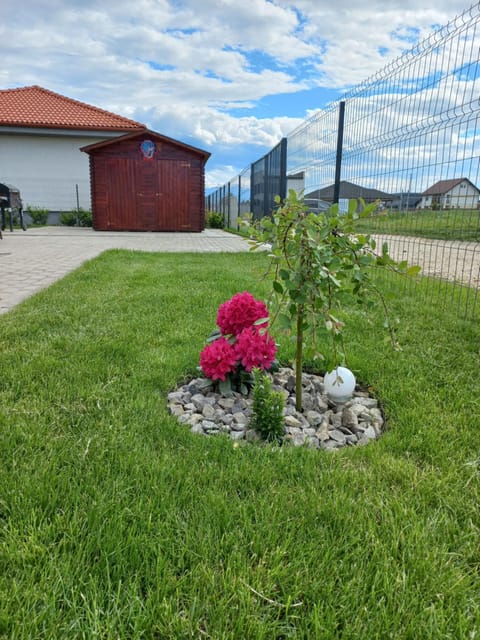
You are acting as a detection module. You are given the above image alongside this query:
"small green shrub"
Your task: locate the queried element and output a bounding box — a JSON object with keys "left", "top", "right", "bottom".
{"left": 249, "top": 369, "right": 285, "bottom": 442}
{"left": 60, "top": 211, "right": 77, "bottom": 226}
{"left": 77, "top": 208, "right": 93, "bottom": 227}
{"left": 27, "top": 206, "right": 49, "bottom": 225}
{"left": 206, "top": 211, "right": 224, "bottom": 228}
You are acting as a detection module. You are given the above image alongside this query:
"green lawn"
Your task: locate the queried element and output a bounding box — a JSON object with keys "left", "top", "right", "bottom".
{"left": 0, "top": 250, "right": 479, "bottom": 638}
{"left": 354, "top": 208, "right": 480, "bottom": 241}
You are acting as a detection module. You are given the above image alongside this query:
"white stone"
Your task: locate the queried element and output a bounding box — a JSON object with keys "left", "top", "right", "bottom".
{"left": 284, "top": 415, "right": 302, "bottom": 428}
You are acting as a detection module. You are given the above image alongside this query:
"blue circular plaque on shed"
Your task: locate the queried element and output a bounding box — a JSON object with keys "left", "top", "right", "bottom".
{"left": 140, "top": 139, "right": 156, "bottom": 160}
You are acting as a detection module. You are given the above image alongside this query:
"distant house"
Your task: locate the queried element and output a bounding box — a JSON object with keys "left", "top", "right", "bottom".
{"left": 286, "top": 171, "right": 305, "bottom": 196}
{"left": 306, "top": 180, "right": 392, "bottom": 205}
{"left": 419, "top": 178, "right": 480, "bottom": 209}
{"left": 389, "top": 193, "right": 422, "bottom": 210}
{"left": 0, "top": 85, "right": 145, "bottom": 213}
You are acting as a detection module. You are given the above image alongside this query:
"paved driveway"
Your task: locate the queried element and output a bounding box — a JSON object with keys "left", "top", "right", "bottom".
{"left": 0, "top": 227, "right": 250, "bottom": 314}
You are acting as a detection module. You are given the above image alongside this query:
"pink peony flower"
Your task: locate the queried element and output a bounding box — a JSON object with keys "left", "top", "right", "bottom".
{"left": 200, "top": 337, "right": 238, "bottom": 381}
{"left": 234, "top": 326, "right": 277, "bottom": 372}
{"left": 216, "top": 291, "right": 269, "bottom": 336}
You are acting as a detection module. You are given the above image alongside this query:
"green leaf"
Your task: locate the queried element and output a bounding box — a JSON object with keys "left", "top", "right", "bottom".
{"left": 328, "top": 273, "right": 341, "bottom": 288}
{"left": 348, "top": 198, "right": 359, "bottom": 216}
{"left": 407, "top": 265, "right": 421, "bottom": 276}
{"left": 290, "top": 290, "right": 308, "bottom": 304}
{"left": 278, "top": 313, "right": 293, "bottom": 330}
{"left": 273, "top": 280, "right": 284, "bottom": 294}
{"left": 206, "top": 329, "right": 222, "bottom": 343}
{"left": 218, "top": 378, "right": 233, "bottom": 396}
{"left": 197, "top": 378, "right": 213, "bottom": 390}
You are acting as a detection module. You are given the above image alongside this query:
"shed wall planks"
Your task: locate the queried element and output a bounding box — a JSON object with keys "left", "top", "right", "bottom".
{"left": 83, "top": 130, "right": 209, "bottom": 232}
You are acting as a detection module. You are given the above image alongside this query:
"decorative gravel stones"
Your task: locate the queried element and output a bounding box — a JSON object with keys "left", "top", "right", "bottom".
{"left": 168, "top": 367, "right": 385, "bottom": 450}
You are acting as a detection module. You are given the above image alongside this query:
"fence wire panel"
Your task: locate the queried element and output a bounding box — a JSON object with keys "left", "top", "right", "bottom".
{"left": 286, "top": 2, "right": 480, "bottom": 320}
{"left": 287, "top": 105, "right": 341, "bottom": 195}
{"left": 226, "top": 176, "right": 239, "bottom": 229}
{"left": 208, "top": 3, "right": 480, "bottom": 320}
{"left": 206, "top": 167, "right": 251, "bottom": 229}
{"left": 251, "top": 139, "right": 287, "bottom": 220}
{"left": 239, "top": 166, "right": 251, "bottom": 221}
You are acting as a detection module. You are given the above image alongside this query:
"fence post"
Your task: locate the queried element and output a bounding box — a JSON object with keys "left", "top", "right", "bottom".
{"left": 279, "top": 137, "right": 287, "bottom": 201}
{"left": 333, "top": 101, "right": 345, "bottom": 205}
{"left": 263, "top": 156, "right": 269, "bottom": 219}
{"left": 227, "top": 182, "right": 231, "bottom": 228}
{"left": 237, "top": 176, "right": 241, "bottom": 229}
{"left": 250, "top": 164, "right": 256, "bottom": 220}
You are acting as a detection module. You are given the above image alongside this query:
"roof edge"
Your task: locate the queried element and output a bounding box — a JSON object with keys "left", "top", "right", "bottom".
{"left": 0, "top": 120, "right": 147, "bottom": 132}
{"left": 81, "top": 128, "right": 211, "bottom": 160}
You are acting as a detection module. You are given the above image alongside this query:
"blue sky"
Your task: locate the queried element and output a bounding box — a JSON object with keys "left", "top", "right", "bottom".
{"left": 1, "top": 0, "right": 472, "bottom": 189}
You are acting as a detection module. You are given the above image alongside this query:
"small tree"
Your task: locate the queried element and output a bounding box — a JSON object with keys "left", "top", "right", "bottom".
{"left": 246, "top": 191, "right": 419, "bottom": 411}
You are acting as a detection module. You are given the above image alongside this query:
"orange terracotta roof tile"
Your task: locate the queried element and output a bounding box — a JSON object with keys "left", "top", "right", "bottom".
{"left": 0, "top": 85, "right": 145, "bottom": 131}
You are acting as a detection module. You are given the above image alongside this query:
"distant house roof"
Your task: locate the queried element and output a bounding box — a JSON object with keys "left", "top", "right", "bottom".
{"left": 421, "top": 178, "right": 479, "bottom": 196}
{"left": 287, "top": 171, "right": 304, "bottom": 180}
{"left": 389, "top": 193, "right": 422, "bottom": 208}
{"left": 0, "top": 85, "right": 145, "bottom": 132}
{"left": 307, "top": 180, "right": 392, "bottom": 202}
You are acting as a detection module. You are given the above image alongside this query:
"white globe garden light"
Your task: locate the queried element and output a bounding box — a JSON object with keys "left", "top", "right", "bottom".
{"left": 324, "top": 367, "right": 356, "bottom": 404}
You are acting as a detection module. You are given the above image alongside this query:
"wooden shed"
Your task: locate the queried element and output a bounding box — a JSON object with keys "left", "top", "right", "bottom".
{"left": 81, "top": 129, "right": 210, "bottom": 232}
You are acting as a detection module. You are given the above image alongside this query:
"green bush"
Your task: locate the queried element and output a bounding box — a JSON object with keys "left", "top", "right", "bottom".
{"left": 77, "top": 208, "right": 93, "bottom": 227}
{"left": 60, "top": 211, "right": 77, "bottom": 226}
{"left": 26, "top": 206, "right": 49, "bottom": 225}
{"left": 206, "top": 211, "right": 224, "bottom": 228}
{"left": 249, "top": 369, "right": 285, "bottom": 442}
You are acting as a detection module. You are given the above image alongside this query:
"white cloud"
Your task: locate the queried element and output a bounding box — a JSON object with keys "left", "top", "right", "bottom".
{"left": 205, "top": 165, "right": 240, "bottom": 190}
{"left": 132, "top": 102, "right": 304, "bottom": 149}
{"left": 1, "top": 0, "right": 473, "bottom": 188}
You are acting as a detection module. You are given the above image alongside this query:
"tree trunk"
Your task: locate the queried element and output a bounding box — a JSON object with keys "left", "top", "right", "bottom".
{"left": 295, "top": 305, "right": 304, "bottom": 411}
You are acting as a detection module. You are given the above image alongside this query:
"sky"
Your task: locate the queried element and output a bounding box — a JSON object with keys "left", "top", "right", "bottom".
{"left": 1, "top": 0, "right": 474, "bottom": 190}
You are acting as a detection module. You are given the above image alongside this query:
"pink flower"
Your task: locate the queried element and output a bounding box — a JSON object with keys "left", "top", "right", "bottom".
{"left": 200, "top": 337, "right": 237, "bottom": 381}
{"left": 234, "top": 327, "right": 277, "bottom": 372}
{"left": 216, "top": 291, "right": 268, "bottom": 336}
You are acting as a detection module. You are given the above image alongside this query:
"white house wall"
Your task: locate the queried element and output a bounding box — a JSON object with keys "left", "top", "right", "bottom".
{"left": 447, "top": 181, "right": 479, "bottom": 208}
{"left": 419, "top": 180, "right": 480, "bottom": 209}
{"left": 287, "top": 176, "right": 305, "bottom": 197}
{"left": 0, "top": 131, "right": 120, "bottom": 211}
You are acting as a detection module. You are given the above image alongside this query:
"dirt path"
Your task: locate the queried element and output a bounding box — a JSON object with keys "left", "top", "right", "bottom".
{"left": 373, "top": 234, "right": 480, "bottom": 289}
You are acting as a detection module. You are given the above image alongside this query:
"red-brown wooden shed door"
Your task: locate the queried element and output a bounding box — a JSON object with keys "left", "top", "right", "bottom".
{"left": 136, "top": 159, "right": 192, "bottom": 231}
{"left": 100, "top": 157, "right": 192, "bottom": 231}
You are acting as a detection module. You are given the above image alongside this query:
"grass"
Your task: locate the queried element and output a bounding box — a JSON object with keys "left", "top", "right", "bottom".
{"left": 354, "top": 208, "right": 480, "bottom": 241}
{"left": 0, "top": 249, "right": 479, "bottom": 638}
